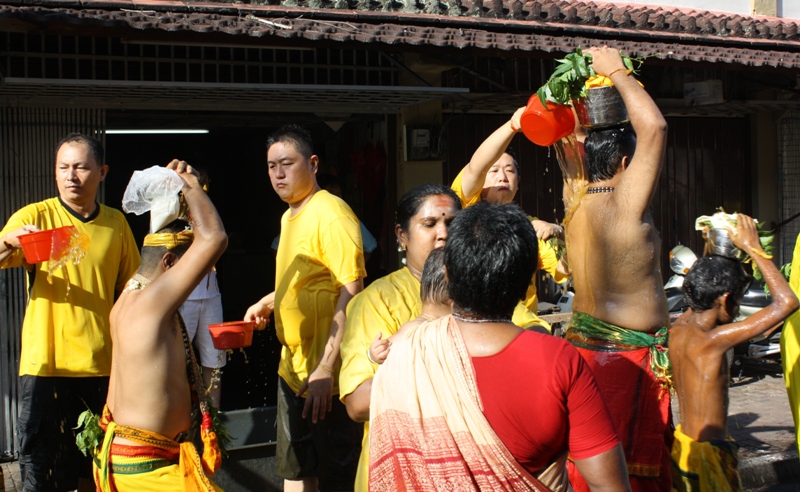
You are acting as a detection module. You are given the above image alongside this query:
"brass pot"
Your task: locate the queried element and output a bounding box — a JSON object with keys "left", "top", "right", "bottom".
{"left": 574, "top": 86, "right": 629, "bottom": 129}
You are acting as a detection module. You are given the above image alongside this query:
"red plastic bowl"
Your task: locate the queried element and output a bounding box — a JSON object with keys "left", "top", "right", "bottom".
{"left": 208, "top": 321, "right": 255, "bottom": 350}
{"left": 18, "top": 226, "right": 75, "bottom": 264}
{"left": 519, "top": 95, "right": 575, "bottom": 147}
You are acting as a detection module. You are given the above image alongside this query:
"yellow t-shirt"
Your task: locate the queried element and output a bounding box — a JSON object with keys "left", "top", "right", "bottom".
{"left": 339, "top": 267, "right": 421, "bottom": 492}
{"left": 275, "top": 190, "right": 366, "bottom": 395}
{"left": 0, "top": 198, "right": 140, "bottom": 377}
{"left": 451, "top": 170, "right": 567, "bottom": 329}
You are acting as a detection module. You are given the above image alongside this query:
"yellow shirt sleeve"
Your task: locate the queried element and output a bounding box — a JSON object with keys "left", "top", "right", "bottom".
{"left": 538, "top": 239, "right": 568, "bottom": 284}
{"left": 340, "top": 269, "right": 421, "bottom": 400}
{"left": 114, "top": 212, "right": 141, "bottom": 294}
{"left": 451, "top": 169, "right": 482, "bottom": 209}
{"left": 321, "top": 216, "right": 366, "bottom": 289}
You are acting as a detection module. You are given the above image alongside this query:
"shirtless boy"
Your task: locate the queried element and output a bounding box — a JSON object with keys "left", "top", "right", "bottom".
{"left": 563, "top": 46, "right": 673, "bottom": 491}
{"left": 93, "top": 159, "right": 228, "bottom": 491}
{"left": 368, "top": 248, "right": 451, "bottom": 365}
{"left": 670, "top": 214, "right": 798, "bottom": 490}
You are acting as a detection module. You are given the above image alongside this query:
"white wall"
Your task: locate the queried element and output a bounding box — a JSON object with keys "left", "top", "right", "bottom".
{"left": 614, "top": 1, "right": 798, "bottom": 20}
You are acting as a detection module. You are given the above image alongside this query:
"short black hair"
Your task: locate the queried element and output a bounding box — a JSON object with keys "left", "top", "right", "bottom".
{"left": 56, "top": 133, "right": 105, "bottom": 166}
{"left": 683, "top": 255, "right": 751, "bottom": 313}
{"left": 396, "top": 183, "right": 461, "bottom": 233}
{"left": 266, "top": 124, "right": 314, "bottom": 159}
{"left": 503, "top": 147, "right": 520, "bottom": 176}
{"left": 139, "top": 220, "right": 191, "bottom": 275}
{"left": 444, "top": 202, "right": 538, "bottom": 320}
{"left": 420, "top": 248, "right": 449, "bottom": 305}
{"left": 584, "top": 124, "right": 636, "bottom": 182}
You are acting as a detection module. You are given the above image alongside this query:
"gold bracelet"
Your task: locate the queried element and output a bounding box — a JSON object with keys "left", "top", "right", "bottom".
{"left": 608, "top": 67, "right": 629, "bottom": 78}
{"left": 2, "top": 239, "right": 16, "bottom": 252}
{"left": 750, "top": 248, "right": 773, "bottom": 260}
{"left": 318, "top": 364, "right": 335, "bottom": 374}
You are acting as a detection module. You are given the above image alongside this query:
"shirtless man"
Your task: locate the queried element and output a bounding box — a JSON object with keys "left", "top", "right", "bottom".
{"left": 93, "top": 159, "right": 227, "bottom": 492}
{"left": 563, "top": 46, "right": 672, "bottom": 491}
{"left": 670, "top": 215, "right": 797, "bottom": 490}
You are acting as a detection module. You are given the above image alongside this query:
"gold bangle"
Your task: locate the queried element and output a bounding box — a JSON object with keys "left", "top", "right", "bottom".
{"left": 750, "top": 248, "right": 773, "bottom": 260}
{"left": 608, "top": 67, "right": 629, "bottom": 78}
{"left": 2, "top": 239, "right": 16, "bottom": 252}
{"left": 318, "top": 364, "right": 334, "bottom": 374}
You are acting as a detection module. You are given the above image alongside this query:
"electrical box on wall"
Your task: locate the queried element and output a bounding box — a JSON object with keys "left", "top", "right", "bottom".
{"left": 404, "top": 125, "right": 443, "bottom": 161}
{"left": 683, "top": 80, "right": 723, "bottom": 106}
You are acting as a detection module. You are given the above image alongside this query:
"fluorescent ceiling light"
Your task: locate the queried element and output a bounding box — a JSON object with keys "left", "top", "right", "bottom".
{"left": 106, "top": 129, "right": 209, "bottom": 135}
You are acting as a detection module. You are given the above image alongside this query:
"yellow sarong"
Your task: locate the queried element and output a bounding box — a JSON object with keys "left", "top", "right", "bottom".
{"left": 670, "top": 424, "right": 741, "bottom": 492}
{"left": 93, "top": 407, "right": 222, "bottom": 492}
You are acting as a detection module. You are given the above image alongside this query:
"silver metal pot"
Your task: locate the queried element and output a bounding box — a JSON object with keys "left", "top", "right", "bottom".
{"left": 574, "top": 86, "right": 629, "bottom": 129}
{"left": 707, "top": 228, "right": 742, "bottom": 259}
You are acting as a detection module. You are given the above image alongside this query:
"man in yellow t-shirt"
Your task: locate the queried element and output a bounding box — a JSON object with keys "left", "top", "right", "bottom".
{"left": 245, "top": 125, "right": 365, "bottom": 492}
{"left": 0, "top": 133, "right": 140, "bottom": 492}
{"left": 451, "top": 108, "right": 568, "bottom": 329}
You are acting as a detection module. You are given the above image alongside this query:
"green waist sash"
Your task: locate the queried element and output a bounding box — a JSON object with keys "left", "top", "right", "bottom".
{"left": 567, "top": 311, "right": 671, "bottom": 388}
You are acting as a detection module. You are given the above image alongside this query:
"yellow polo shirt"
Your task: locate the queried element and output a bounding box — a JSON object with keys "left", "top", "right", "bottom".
{"left": 0, "top": 198, "right": 140, "bottom": 377}
{"left": 274, "top": 190, "right": 365, "bottom": 394}
{"left": 339, "top": 267, "right": 421, "bottom": 492}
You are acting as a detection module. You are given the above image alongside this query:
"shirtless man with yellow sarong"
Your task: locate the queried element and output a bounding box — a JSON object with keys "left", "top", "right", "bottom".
{"left": 670, "top": 215, "right": 797, "bottom": 491}
{"left": 93, "top": 160, "right": 228, "bottom": 492}
{"left": 563, "top": 47, "right": 672, "bottom": 492}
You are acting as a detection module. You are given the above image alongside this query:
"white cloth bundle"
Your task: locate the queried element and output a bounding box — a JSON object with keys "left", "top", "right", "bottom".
{"left": 122, "top": 166, "right": 184, "bottom": 233}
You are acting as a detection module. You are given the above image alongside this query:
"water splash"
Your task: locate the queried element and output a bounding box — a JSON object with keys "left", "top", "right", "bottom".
{"left": 46, "top": 227, "right": 91, "bottom": 298}
{"left": 552, "top": 134, "right": 588, "bottom": 228}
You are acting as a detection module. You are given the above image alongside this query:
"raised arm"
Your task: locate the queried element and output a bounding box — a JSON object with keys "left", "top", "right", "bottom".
{"left": 588, "top": 47, "right": 667, "bottom": 219}
{"left": 137, "top": 160, "right": 228, "bottom": 317}
{"left": 710, "top": 214, "right": 799, "bottom": 349}
{"left": 457, "top": 107, "right": 525, "bottom": 203}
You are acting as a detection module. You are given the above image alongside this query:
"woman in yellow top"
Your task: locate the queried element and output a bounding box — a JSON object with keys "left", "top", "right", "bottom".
{"left": 339, "top": 183, "right": 461, "bottom": 492}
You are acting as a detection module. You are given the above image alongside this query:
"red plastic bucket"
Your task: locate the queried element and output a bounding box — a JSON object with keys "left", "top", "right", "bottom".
{"left": 18, "top": 227, "right": 75, "bottom": 264}
{"left": 208, "top": 321, "right": 255, "bottom": 350}
{"left": 519, "top": 95, "right": 575, "bottom": 147}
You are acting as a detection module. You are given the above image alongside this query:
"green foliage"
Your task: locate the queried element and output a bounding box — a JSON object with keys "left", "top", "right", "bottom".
{"left": 535, "top": 47, "right": 649, "bottom": 106}
{"left": 210, "top": 404, "right": 233, "bottom": 456}
{"left": 75, "top": 408, "right": 104, "bottom": 458}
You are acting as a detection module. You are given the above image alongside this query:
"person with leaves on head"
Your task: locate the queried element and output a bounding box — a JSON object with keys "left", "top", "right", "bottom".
{"left": 450, "top": 107, "right": 568, "bottom": 331}
{"left": 670, "top": 214, "right": 797, "bottom": 491}
{"left": 0, "top": 133, "right": 140, "bottom": 492}
{"left": 561, "top": 46, "right": 673, "bottom": 492}
{"left": 92, "top": 159, "right": 228, "bottom": 491}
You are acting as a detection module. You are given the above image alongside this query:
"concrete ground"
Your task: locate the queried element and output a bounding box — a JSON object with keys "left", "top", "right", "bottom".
{"left": 1, "top": 358, "right": 798, "bottom": 491}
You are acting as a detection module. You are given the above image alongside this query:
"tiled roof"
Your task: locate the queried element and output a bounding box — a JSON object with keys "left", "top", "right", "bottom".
{"left": 1, "top": 0, "right": 800, "bottom": 69}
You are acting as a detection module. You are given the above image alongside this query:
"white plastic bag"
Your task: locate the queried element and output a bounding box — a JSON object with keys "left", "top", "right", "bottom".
{"left": 122, "top": 166, "right": 184, "bottom": 233}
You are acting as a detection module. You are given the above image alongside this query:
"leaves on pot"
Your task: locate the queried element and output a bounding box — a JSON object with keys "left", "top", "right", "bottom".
{"left": 536, "top": 47, "right": 650, "bottom": 106}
